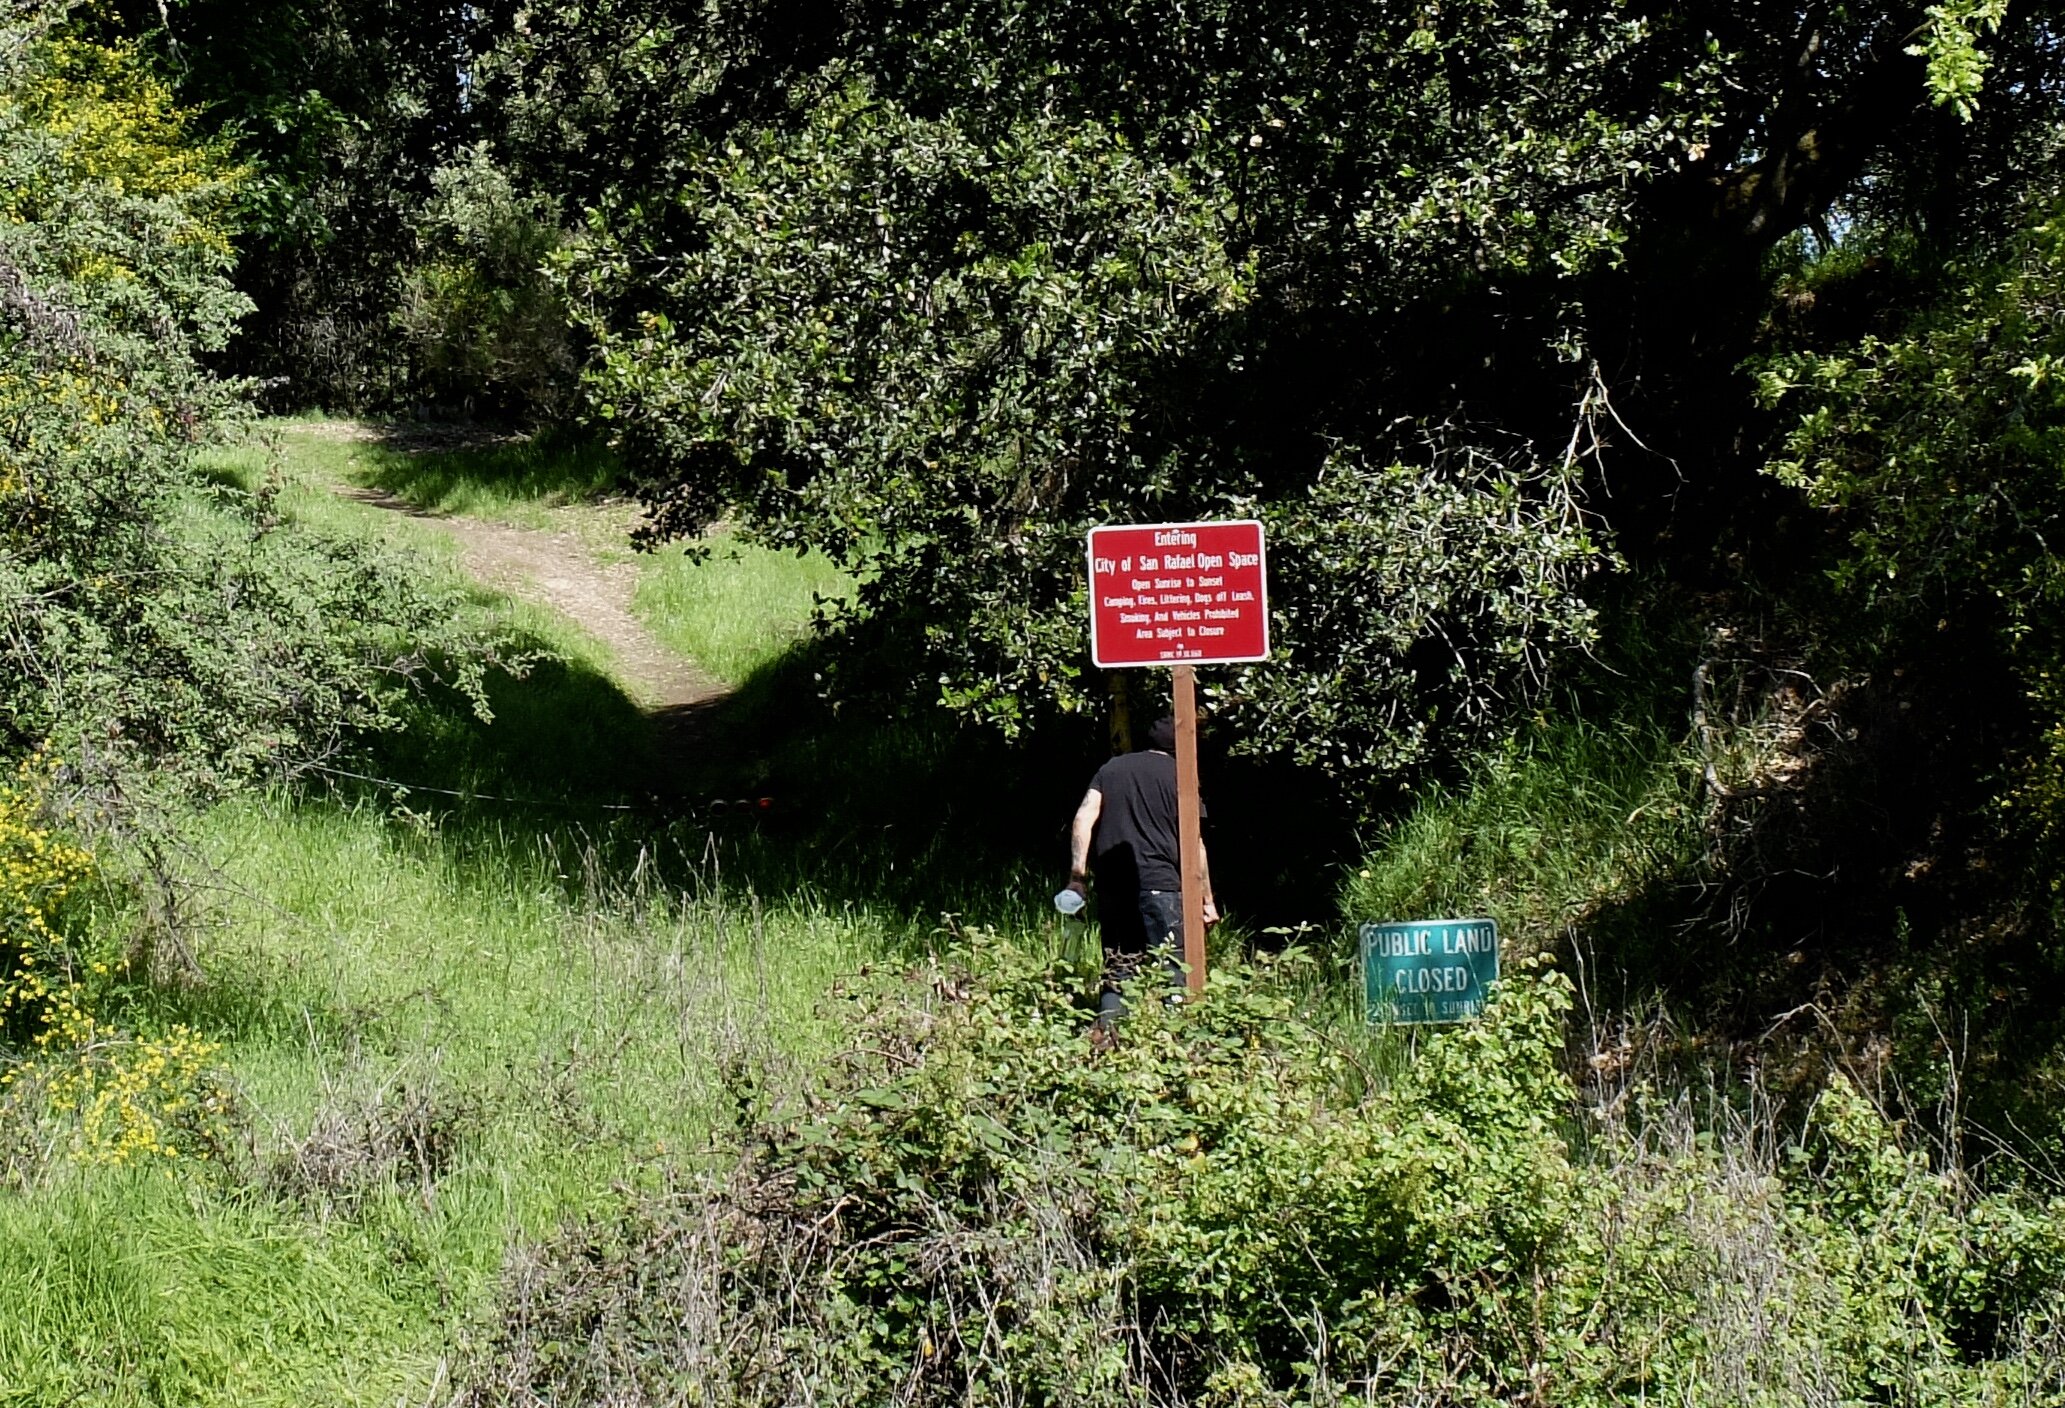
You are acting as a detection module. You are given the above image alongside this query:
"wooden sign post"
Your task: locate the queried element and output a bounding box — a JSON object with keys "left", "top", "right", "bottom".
{"left": 1173, "top": 663, "right": 1205, "bottom": 994}
{"left": 1086, "top": 520, "right": 1269, "bottom": 995}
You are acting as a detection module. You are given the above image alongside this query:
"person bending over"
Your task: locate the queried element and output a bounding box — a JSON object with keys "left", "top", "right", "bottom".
{"left": 1064, "top": 715, "right": 1217, "bottom": 1032}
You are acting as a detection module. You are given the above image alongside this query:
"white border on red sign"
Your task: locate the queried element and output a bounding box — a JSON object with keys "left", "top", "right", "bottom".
{"left": 1086, "top": 518, "right": 1270, "bottom": 669}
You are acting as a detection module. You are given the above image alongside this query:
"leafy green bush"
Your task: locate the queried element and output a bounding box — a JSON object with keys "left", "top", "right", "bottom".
{"left": 1754, "top": 196, "right": 2065, "bottom": 887}
{"left": 556, "top": 50, "right": 1621, "bottom": 782}
{"left": 463, "top": 949, "right": 2065, "bottom": 1407}
{"left": 395, "top": 145, "right": 578, "bottom": 420}
{"left": 464, "top": 951, "right": 1585, "bottom": 1406}
{"left": 0, "top": 9, "right": 490, "bottom": 796}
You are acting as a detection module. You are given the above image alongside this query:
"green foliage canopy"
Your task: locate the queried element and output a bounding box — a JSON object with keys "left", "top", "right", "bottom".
{"left": 543, "top": 0, "right": 1712, "bottom": 776}
{"left": 522, "top": 0, "right": 2062, "bottom": 780}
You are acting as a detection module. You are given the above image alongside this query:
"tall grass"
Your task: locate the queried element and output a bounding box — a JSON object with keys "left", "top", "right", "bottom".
{"left": 354, "top": 430, "right": 622, "bottom": 520}
{"left": 268, "top": 416, "right": 625, "bottom": 526}
{"left": 0, "top": 786, "right": 880, "bottom": 1406}
{"left": 1343, "top": 714, "right": 1703, "bottom": 952}
{"left": 0, "top": 423, "right": 952, "bottom": 1406}
{"left": 632, "top": 534, "right": 853, "bottom": 687}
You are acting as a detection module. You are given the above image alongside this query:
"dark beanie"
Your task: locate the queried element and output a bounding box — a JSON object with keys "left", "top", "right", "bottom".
{"left": 1146, "top": 715, "right": 1177, "bottom": 752}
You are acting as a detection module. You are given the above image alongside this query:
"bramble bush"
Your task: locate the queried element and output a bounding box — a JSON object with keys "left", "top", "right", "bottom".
{"left": 463, "top": 947, "right": 2065, "bottom": 1406}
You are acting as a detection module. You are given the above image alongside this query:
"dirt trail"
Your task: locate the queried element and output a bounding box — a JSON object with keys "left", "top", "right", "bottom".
{"left": 294, "top": 421, "right": 728, "bottom": 718}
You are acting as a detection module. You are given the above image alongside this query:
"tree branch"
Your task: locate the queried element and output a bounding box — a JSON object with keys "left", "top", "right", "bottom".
{"left": 1697, "top": 19, "right": 1931, "bottom": 247}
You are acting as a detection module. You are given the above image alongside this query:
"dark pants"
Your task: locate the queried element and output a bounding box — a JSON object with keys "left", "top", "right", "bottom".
{"left": 1097, "top": 887, "right": 1187, "bottom": 1022}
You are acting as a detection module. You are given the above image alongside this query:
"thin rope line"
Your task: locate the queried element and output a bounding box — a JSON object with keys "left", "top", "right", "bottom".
{"left": 304, "top": 763, "right": 776, "bottom": 820}
{"left": 307, "top": 762, "right": 647, "bottom": 813}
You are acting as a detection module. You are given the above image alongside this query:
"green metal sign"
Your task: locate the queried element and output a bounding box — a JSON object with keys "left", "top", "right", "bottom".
{"left": 1360, "top": 918, "right": 1499, "bottom": 1024}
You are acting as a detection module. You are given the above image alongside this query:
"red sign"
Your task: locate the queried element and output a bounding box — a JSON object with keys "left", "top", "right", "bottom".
{"left": 1087, "top": 520, "right": 1269, "bottom": 668}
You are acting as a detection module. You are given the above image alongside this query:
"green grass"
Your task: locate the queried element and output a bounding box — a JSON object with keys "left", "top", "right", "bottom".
{"left": 632, "top": 533, "right": 853, "bottom": 687}
{"left": 357, "top": 430, "right": 621, "bottom": 518}
{"left": 1343, "top": 714, "right": 1702, "bottom": 953}
{"left": 1338, "top": 589, "right": 1714, "bottom": 977}
{"left": 0, "top": 419, "right": 1086, "bottom": 1405}
{"left": 272, "top": 415, "right": 625, "bottom": 525}
{"left": 254, "top": 417, "right": 857, "bottom": 690}
{"left": 202, "top": 427, "right": 658, "bottom": 741}
{"left": 0, "top": 787, "right": 877, "bottom": 1407}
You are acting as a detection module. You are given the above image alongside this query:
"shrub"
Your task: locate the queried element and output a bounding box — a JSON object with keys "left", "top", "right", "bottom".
{"left": 0, "top": 8, "right": 494, "bottom": 796}
{"left": 266, "top": 1060, "right": 476, "bottom": 1213}
{"left": 395, "top": 144, "right": 578, "bottom": 420}
{"left": 463, "top": 948, "right": 2065, "bottom": 1407}
{"left": 0, "top": 761, "right": 231, "bottom": 1181}
{"left": 0, "top": 9, "right": 498, "bottom": 1177}
{"left": 463, "top": 952, "right": 1583, "bottom": 1405}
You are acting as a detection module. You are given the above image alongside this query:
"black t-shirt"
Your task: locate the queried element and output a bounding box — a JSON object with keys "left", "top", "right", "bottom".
{"left": 1089, "top": 748, "right": 1203, "bottom": 893}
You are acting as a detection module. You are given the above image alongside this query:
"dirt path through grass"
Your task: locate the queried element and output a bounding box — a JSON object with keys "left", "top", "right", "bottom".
{"left": 288, "top": 420, "right": 728, "bottom": 717}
